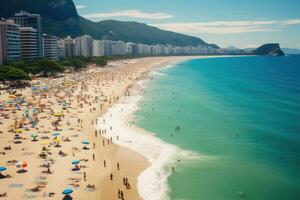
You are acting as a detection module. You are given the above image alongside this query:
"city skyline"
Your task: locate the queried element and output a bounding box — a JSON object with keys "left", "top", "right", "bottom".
{"left": 74, "top": 0, "right": 300, "bottom": 49}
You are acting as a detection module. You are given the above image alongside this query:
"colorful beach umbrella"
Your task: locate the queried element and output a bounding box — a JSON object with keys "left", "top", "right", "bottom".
{"left": 81, "top": 140, "right": 90, "bottom": 145}
{"left": 15, "top": 129, "right": 23, "bottom": 134}
{"left": 15, "top": 161, "right": 27, "bottom": 169}
{"left": 52, "top": 132, "right": 60, "bottom": 137}
{"left": 53, "top": 138, "right": 61, "bottom": 143}
{"left": 53, "top": 113, "right": 64, "bottom": 117}
{"left": 0, "top": 166, "right": 7, "bottom": 172}
{"left": 62, "top": 188, "right": 73, "bottom": 195}
{"left": 71, "top": 160, "right": 80, "bottom": 165}
{"left": 40, "top": 141, "right": 49, "bottom": 145}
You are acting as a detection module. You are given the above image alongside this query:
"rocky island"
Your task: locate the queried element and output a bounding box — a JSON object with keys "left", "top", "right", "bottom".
{"left": 253, "top": 43, "right": 285, "bottom": 56}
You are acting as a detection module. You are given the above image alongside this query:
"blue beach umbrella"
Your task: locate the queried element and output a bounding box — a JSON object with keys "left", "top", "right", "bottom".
{"left": 52, "top": 132, "right": 60, "bottom": 137}
{"left": 71, "top": 160, "right": 80, "bottom": 165}
{"left": 81, "top": 140, "right": 90, "bottom": 145}
{"left": 62, "top": 188, "right": 73, "bottom": 195}
{"left": 0, "top": 166, "right": 7, "bottom": 172}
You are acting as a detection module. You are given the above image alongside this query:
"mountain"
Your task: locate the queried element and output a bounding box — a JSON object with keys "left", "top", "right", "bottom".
{"left": 253, "top": 43, "right": 285, "bottom": 56}
{"left": 79, "top": 17, "right": 218, "bottom": 47}
{"left": 225, "top": 46, "right": 240, "bottom": 51}
{"left": 0, "top": 0, "right": 83, "bottom": 37}
{"left": 282, "top": 48, "right": 300, "bottom": 54}
{"left": 0, "top": 0, "right": 218, "bottom": 48}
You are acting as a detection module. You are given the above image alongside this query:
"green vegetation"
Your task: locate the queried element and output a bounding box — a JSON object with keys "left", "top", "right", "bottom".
{"left": 0, "top": 66, "right": 31, "bottom": 87}
{"left": 0, "top": 57, "right": 108, "bottom": 88}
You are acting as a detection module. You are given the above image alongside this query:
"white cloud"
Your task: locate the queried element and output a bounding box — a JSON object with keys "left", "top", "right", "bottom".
{"left": 153, "top": 19, "right": 300, "bottom": 35}
{"left": 83, "top": 10, "right": 173, "bottom": 20}
{"left": 76, "top": 5, "right": 87, "bottom": 9}
{"left": 282, "top": 19, "right": 300, "bottom": 25}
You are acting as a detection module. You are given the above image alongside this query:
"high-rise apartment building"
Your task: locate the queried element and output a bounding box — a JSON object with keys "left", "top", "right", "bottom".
{"left": 0, "top": 19, "right": 21, "bottom": 64}
{"left": 19, "top": 27, "right": 38, "bottom": 61}
{"left": 11, "top": 11, "right": 43, "bottom": 58}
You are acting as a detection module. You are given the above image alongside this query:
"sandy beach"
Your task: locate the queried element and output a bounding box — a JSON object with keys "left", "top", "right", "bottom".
{"left": 0, "top": 56, "right": 201, "bottom": 200}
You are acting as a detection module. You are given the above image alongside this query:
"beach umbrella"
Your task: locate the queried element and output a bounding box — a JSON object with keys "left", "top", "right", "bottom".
{"left": 0, "top": 166, "right": 7, "bottom": 172}
{"left": 15, "top": 129, "right": 23, "bottom": 134}
{"left": 40, "top": 141, "right": 49, "bottom": 146}
{"left": 81, "top": 140, "right": 90, "bottom": 145}
{"left": 62, "top": 188, "right": 73, "bottom": 195}
{"left": 52, "top": 132, "right": 60, "bottom": 137}
{"left": 6, "top": 99, "right": 15, "bottom": 104}
{"left": 15, "top": 161, "right": 27, "bottom": 169}
{"left": 71, "top": 160, "right": 80, "bottom": 165}
{"left": 53, "top": 113, "right": 64, "bottom": 117}
{"left": 31, "top": 134, "right": 38, "bottom": 140}
{"left": 53, "top": 138, "right": 60, "bottom": 143}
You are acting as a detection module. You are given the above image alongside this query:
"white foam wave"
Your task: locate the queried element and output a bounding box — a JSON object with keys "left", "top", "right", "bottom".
{"left": 96, "top": 79, "right": 202, "bottom": 200}
{"left": 151, "top": 71, "right": 167, "bottom": 76}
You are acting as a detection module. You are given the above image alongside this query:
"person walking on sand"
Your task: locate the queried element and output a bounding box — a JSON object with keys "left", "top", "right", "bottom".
{"left": 120, "top": 190, "right": 124, "bottom": 200}
{"left": 110, "top": 173, "right": 113, "bottom": 180}
{"left": 103, "top": 160, "right": 106, "bottom": 167}
{"left": 117, "top": 162, "right": 120, "bottom": 170}
{"left": 118, "top": 189, "right": 121, "bottom": 198}
{"left": 84, "top": 172, "right": 87, "bottom": 181}
{"left": 93, "top": 153, "right": 95, "bottom": 161}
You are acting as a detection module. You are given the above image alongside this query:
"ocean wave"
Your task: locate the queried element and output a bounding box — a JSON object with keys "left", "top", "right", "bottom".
{"left": 151, "top": 71, "right": 167, "bottom": 76}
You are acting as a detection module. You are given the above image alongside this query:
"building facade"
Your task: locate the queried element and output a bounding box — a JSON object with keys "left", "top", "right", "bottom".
{"left": 74, "top": 35, "right": 93, "bottom": 57}
{"left": 0, "top": 19, "right": 21, "bottom": 64}
{"left": 57, "top": 39, "right": 65, "bottom": 59}
{"left": 64, "top": 36, "right": 75, "bottom": 58}
{"left": 43, "top": 34, "right": 59, "bottom": 60}
{"left": 19, "top": 27, "right": 39, "bottom": 61}
{"left": 11, "top": 11, "right": 43, "bottom": 58}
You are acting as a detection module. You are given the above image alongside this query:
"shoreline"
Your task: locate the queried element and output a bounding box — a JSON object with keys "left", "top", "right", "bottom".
{"left": 96, "top": 55, "right": 232, "bottom": 199}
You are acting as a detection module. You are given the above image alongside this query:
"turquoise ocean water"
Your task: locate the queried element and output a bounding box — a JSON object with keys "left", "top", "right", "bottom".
{"left": 133, "top": 55, "right": 300, "bottom": 200}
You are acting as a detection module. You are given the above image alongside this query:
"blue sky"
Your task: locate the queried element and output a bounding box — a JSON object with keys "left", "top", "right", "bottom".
{"left": 74, "top": 0, "right": 300, "bottom": 48}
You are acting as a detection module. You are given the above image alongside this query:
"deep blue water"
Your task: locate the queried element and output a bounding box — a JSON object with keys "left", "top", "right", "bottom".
{"left": 134, "top": 55, "right": 300, "bottom": 200}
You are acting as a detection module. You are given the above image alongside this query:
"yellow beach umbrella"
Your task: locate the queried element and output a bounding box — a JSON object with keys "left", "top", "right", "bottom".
{"left": 15, "top": 129, "right": 23, "bottom": 133}
{"left": 53, "top": 113, "right": 64, "bottom": 117}
{"left": 53, "top": 138, "right": 60, "bottom": 143}
{"left": 40, "top": 141, "right": 49, "bottom": 145}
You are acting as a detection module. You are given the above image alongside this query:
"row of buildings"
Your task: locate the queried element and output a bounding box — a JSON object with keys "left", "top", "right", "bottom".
{"left": 0, "top": 11, "right": 60, "bottom": 64}
{"left": 1, "top": 11, "right": 231, "bottom": 65}
{"left": 61, "top": 36, "right": 222, "bottom": 58}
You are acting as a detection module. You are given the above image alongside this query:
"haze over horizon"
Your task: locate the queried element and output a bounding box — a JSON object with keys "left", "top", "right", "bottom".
{"left": 74, "top": 0, "right": 300, "bottom": 49}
